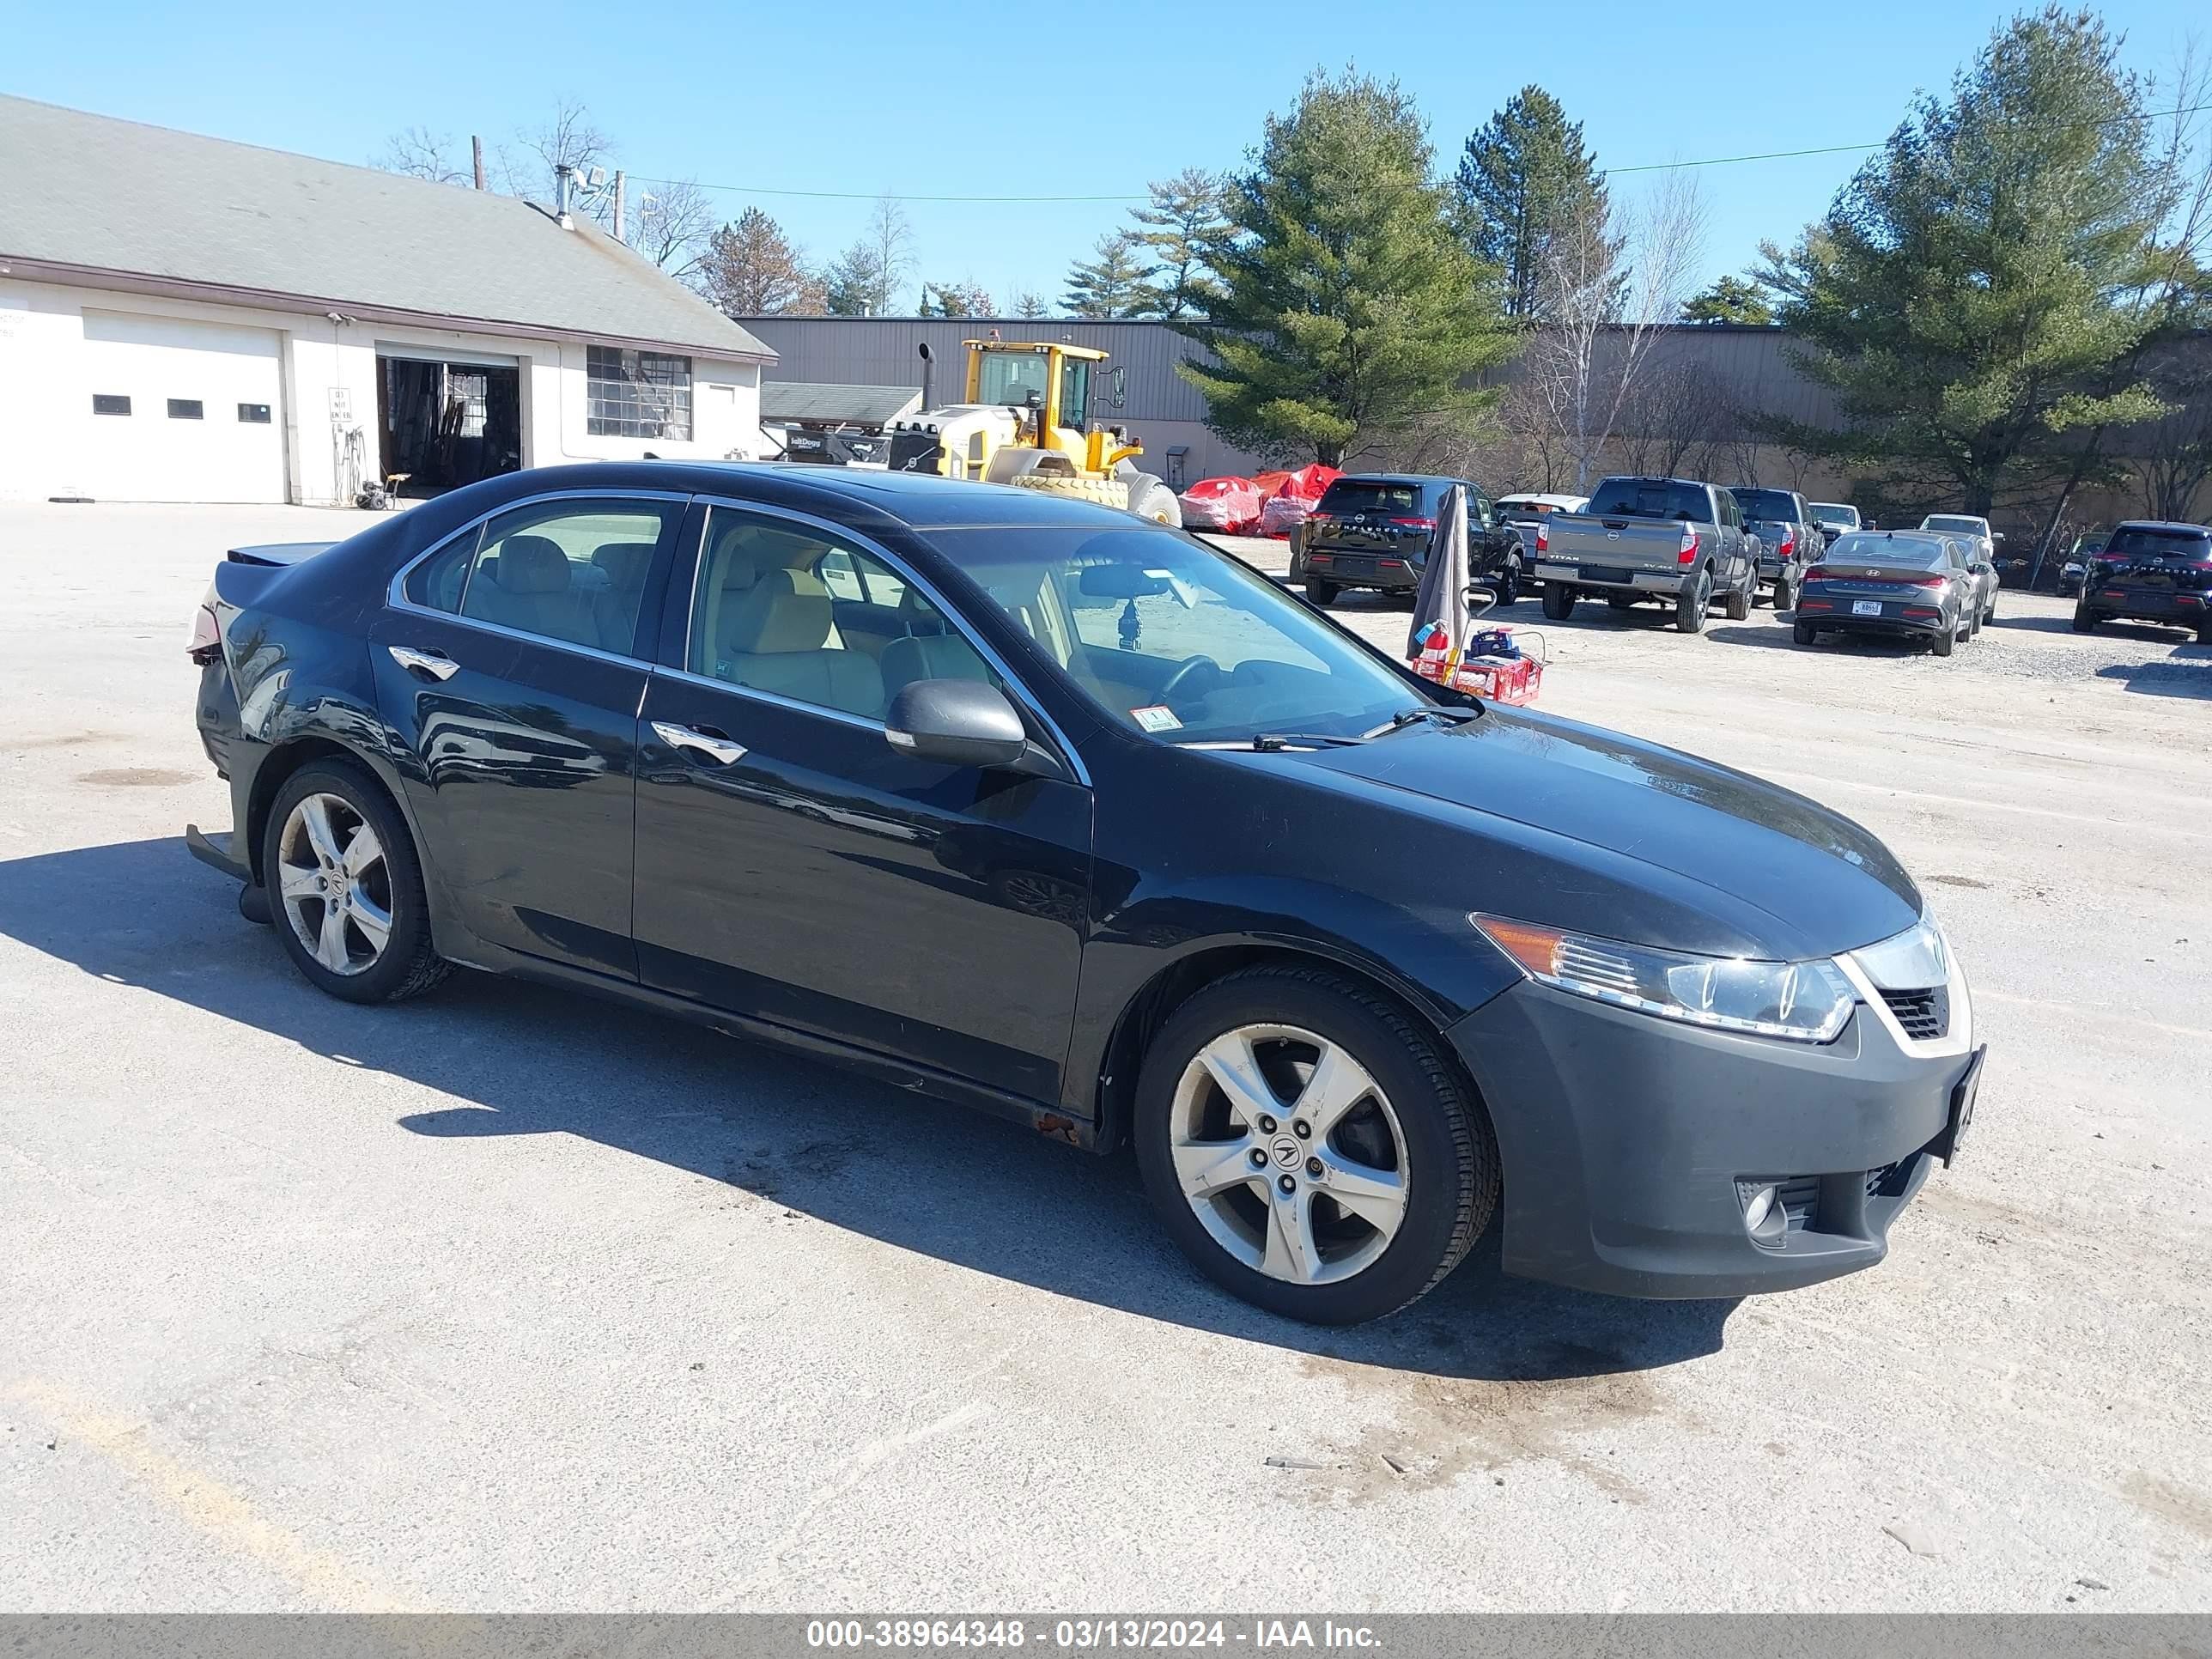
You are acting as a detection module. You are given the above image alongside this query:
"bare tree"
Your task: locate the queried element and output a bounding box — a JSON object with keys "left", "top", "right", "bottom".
{"left": 1620, "top": 356, "right": 1734, "bottom": 478}
{"left": 373, "top": 127, "right": 468, "bottom": 185}
{"left": 1524, "top": 168, "right": 1709, "bottom": 490}
{"left": 1011, "top": 291, "right": 1053, "bottom": 319}
{"left": 2137, "top": 343, "right": 2212, "bottom": 520}
{"left": 497, "top": 99, "right": 617, "bottom": 217}
{"left": 629, "top": 179, "right": 717, "bottom": 288}
{"left": 865, "top": 197, "right": 918, "bottom": 313}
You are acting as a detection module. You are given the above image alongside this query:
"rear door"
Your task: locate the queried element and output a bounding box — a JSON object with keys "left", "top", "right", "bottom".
{"left": 372, "top": 489, "right": 688, "bottom": 978}
{"left": 629, "top": 500, "right": 1092, "bottom": 1103}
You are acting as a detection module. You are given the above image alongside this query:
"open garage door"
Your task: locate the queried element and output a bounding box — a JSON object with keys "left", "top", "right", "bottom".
{"left": 377, "top": 353, "right": 521, "bottom": 497}
{"left": 78, "top": 311, "right": 286, "bottom": 502}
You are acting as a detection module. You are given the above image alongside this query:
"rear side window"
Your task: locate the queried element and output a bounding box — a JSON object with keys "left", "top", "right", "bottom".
{"left": 2105, "top": 526, "right": 2211, "bottom": 560}
{"left": 402, "top": 496, "right": 681, "bottom": 655}
{"left": 1316, "top": 480, "right": 1422, "bottom": 516}
{"left": 1731, "top": 489, "right": 1797, "bottom": 520}
{"left": 1587, "top": 480, "right": 1715, "bottom": 522}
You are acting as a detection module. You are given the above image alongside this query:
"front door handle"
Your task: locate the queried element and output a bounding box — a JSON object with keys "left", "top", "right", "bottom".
{"left": 652, "top": 720, "right": 747, "bottom": 766}
{"left": 388, "top": 645, "right": 459, "bottom": 681}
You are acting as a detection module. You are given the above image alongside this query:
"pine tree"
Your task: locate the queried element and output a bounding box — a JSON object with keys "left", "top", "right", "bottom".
{"left": 919, "top": 281, "right": 995, "bottom": 318}
{"left": 1011, "top": 291, "right": 1053, "bottom": 319}
{"left": 1176, "top": 68, "right": 1512, "bottom": 465}
{"left": 1455, "top": 87, "right": 1608, "bottom": 321}
{"left": 1681, "top": 275, "right": 1772, "bottom": 325}
{"left": 702, "top": 207, "right": 823, "bottom": 316}
{"left": 1063, "top": 232, "right": 1154, "bottom": 319}
{"left": 1130, "top": 168, "right": 1230, "bottom": 319}
{"left": 1758, "top": 5, "right": 2176, "bottom": 514}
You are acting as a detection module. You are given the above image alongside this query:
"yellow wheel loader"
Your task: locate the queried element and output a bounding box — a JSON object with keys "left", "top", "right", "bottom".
{"left": 884, "top": 339, "right": 1182, "bottom": 526}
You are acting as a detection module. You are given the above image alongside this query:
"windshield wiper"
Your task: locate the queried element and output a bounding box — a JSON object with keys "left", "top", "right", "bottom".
{"left": 1248, "top": 732, "right": 1370, "bottom": 751}
{"left": 1364, "top": 706, "right": 1480, "bottom": 738}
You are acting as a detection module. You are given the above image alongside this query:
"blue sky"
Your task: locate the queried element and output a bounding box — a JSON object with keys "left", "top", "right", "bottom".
{"left": 9, "top": 0, "right": 2203, "bottom": 313}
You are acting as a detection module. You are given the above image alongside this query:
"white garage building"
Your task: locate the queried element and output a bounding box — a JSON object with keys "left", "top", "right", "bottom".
{"left": 0, "top": 95, "right": 773, "bottom": 507}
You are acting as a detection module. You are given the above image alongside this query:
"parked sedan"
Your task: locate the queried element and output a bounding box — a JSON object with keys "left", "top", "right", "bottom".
{"left": 2072, "top": 520, "right": 2212, "bottom": 641}
{"left": 1793, "top": 531, "right": 1978, "bottom": 656}
{"left": 1297, "top": 474, "right": 1524, "bottom": 606}
{"left": 185, "top": 463, "right": 1980, "bottom": 1324}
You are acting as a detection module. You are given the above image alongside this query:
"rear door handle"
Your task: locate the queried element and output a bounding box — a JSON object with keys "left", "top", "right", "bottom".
{"left": 652, "top": 720, "right": 747, "bottom": 765}
{"left": 388, "top": 645, "right": 459, "bottom": 681}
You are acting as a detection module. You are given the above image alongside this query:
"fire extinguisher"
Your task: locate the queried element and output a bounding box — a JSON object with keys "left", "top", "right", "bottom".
{"left": 1413, "top": 621, "right": 1451, "bottom": 681}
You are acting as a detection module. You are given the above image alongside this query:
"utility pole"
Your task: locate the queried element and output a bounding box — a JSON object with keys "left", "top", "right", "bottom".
{"left": 471, "top": 135, "right": 486, "bottom": 191}
{"left": 612, "top": 171, "right": 626, "bottom": 243}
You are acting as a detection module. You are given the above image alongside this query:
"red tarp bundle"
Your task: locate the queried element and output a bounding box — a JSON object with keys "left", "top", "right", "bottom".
{"left": 1256, "top": 464, "right": 1340, "bottom": 538}
{"left": 1176, "top": 476, "right": 1265, "bottom": 534}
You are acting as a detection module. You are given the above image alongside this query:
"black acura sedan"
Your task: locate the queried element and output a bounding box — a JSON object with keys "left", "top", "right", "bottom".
{"left": 186, "top": 463, "right": 1983, "bottom": 1324}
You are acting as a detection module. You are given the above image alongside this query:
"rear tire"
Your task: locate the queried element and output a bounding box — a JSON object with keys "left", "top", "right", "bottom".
{"left": 2197, "top": 621, "right": 2212, "bottom": 645}
{"left": 1792, "top": 621, "right": 1817, "bottom": 646}
{"left": 1675, "top": 570, "right": 1711, "bottom": 634}
{"left": 1132, "top": 966, "right": 1498, "bottom": 1326}
{"left": 1541, "top": 584, "right": 1575, "bottom": 621}
{"left": 1304, "top": 579, "right": 1339, "bottom": 607}
{"left": 2071, "top": 607, "right": 2100, "bottom": 634}
{"left": 1773, "top": 576, "right": 1796, "bottom": 611}
{"left": 1930, "top": 623, "right": 1955, "bottom": 658}
{"left": 1724, "top": 570, "right": 1752, "bottom": 622}
{"left": 263, "top": 759, "right": 449, "bottom": 1004}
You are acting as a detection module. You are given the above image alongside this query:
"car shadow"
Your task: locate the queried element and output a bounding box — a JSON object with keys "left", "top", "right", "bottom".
{"left": 0, "top": 836, "right": 1739, "bottom": 1382}
{"left": 1704, "top": 623, "right": 1814, "bottom": 652}
{"left": 2096, "top": 646, "right": 2212, "bottom": 700}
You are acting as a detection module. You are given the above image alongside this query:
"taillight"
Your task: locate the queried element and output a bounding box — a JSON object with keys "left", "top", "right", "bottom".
{"left": 1389, "top": 516, "right": 1437, "bottom": 532}
{"left": 1778, "top": 535, "right": 1794, "bottom": 558}
{"left": 1906, "top": 573, "right": 1947, "bottom": 589}
{"left": 1803, "top": 565, "right": 1829, "bottom": 582}
{"left": 186, "top": 587, "right": 222, "bottom": 665}
{"left": 1535, "top": 524, "right": 1548, "bottom": 553}
{"left": 1676, "top": 526, "right": 1702, "bottom": 566}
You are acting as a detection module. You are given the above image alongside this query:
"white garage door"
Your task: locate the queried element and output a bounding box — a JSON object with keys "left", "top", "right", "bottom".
{"left": 79, "top": 311, "right": 286, "bottom": 502}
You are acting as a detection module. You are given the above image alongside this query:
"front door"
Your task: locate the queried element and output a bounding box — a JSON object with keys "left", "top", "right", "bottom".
{"left": 631, "top": 503, "right": 1091, "bottom": 1103}
{"left": 372, "top": 490, "right": 686, "bottom": 978}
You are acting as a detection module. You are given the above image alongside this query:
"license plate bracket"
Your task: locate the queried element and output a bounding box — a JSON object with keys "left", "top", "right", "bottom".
{"left": 1853, "top": 599, "right": 1883, "bottom": 617}
{"left": 1938, "top": 1045, "right": 1986, "bottom": 1167}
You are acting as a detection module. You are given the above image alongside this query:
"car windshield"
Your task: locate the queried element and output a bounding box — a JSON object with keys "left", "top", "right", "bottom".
{"left": 924, "top": 525, "right": 1432, "bottom": 744}
{"left": 1826, "top": 533, "right": 1944, "bottom": 569}
{"left": 1731, "top": 489, "right": 1797, "bottom": 520}
{"left": 1811, "top": 504, "right": 1857, "bottom": 525}
{"left": 1316, "top": 480, "right": 1425, "bottom": 516}
{"left": 2104, "top": 526, "right": 2212, "bottom": 560}
{"left": 975, "top": 350, "right": 1052, "bottom": 407}
{"left": 1585, "top": 479, "right": 1712, "bottom": 521}
{"left": 1923, "top": 515, "right": 1982, "bottom": 533}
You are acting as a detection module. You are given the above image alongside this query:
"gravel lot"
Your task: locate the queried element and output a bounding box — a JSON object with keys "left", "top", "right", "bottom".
{"left": 3, "top": 501, "right": 2208, "bottom": 1613}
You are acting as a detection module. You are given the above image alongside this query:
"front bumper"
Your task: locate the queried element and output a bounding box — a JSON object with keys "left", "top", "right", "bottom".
{"left": 1447, "top": 977, "right": 1974, "bottom": 1298}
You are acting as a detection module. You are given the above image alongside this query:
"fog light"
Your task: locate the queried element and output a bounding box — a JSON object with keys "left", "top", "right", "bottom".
{"left": 1742, "top": 1184, "right": 1778, "bottom": 1232}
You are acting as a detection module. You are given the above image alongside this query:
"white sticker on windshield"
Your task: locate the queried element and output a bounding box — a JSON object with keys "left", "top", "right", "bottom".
{"left": 1130, "top": 704, "right": 1182, "bottom": 732}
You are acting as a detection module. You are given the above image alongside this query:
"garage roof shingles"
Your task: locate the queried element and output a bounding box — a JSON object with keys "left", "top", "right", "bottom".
{"left": 0, "top": 94, "right": 771, "bottom": 362}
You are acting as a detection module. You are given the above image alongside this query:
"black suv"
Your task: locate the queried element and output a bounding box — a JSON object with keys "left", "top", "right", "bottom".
{"left": 1295, "top": 475, "right": 1524, "bottom": 607}
{"left": 2072, "top": 520, "right": 2212, "bottom": 641}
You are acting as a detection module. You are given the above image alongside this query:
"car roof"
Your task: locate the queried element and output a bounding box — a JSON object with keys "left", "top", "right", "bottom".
{"left": 1330, "top": 473, "right": 1456, "bottom": 488}
{"left": 2111, "top": 519, "right": 2210, "bottom": 533}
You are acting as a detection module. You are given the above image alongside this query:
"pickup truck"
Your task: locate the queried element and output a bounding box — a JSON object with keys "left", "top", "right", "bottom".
{"left": 1729, "top": 485, "right": 1818, "bottom": 611}
{"left": 1534, "top": 476, "right": 1759, "bottom": 634}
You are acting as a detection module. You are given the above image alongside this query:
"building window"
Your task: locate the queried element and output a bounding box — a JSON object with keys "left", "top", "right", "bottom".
{"left": 92, "top": 394, "right": 131, "bottom": 416}
{"left": 237, "top": 403, "right": 271, "bottom": 424}
{"left": 586, "top": 345, "right": 691, "bottom": 441}
{"left": 167, "top": 398, "right": 204, "bottom": 420}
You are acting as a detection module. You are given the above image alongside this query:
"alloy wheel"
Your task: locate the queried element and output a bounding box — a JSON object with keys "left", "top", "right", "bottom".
{"left": 275, "top": 793, "right": 393, "bottom": 977}
{"left": 1167, "top": 1024, "right": 1410, "bottom": 1285}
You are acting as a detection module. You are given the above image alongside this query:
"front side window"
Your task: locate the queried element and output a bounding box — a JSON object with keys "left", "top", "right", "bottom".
{"left": 688, "top": 509, "right": 996, "bottom": 721}
{"left": 586, "top": 345, "right": 692, "bottom": 440}
{"left": 1057, "top": 357, "right": 1091, "bottom": 429}
{"left": 167, "top": 398, "right": 204, "bottom": 420}
{"left": 925, "top": 525, "right": 1431, "bottom": 745}
{"left": 404, "top": 495, "right": 680, "bottom": 655}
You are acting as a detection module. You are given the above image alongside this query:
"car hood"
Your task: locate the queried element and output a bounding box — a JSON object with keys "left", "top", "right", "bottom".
{"left": 1295, "top": 709, "right": 1923, "bottom": 960}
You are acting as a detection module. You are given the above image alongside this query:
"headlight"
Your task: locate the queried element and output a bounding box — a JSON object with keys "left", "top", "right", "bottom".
{"left": 1471, "top": 914, "right": 1857, "bottom": 1043}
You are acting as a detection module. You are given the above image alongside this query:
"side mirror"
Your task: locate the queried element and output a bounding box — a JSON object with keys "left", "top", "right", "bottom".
{"left": 885, "top": 679, "right": 1030, "bottom": 769}
{"left": 1992, "top": 531, "right": 2006, "bottom": 542}
{"left": 1110, "top": 366, "right": 1127, "bottom": 410}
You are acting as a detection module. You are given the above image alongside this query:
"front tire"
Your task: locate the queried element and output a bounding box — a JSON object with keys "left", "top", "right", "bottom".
{"left": 1491, "top": 560, "right": 1520, "bottom": 607}
{"left": 264, "top": 759, "right": 448, "bottom": 1004}
{"left": 1541, "top": 583, "right": 1575, "bottom": 621}
{"left": 1133, "top": 967, "right": 1498, "bottom": 1325}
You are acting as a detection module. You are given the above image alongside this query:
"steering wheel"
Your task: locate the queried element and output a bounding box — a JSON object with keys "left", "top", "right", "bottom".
{"left": 1157, "top": 654, "right": 1224, "bottom": 708}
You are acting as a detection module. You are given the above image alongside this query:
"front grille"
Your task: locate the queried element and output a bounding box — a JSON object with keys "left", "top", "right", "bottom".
{"left": 1881, "top": 986, "right": 1949, "bottom": 1041}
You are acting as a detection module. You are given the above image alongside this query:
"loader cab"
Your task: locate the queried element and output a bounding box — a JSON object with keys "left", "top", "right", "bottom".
{"left": 965, "top": 340, "right": 1109, "bottom": 446}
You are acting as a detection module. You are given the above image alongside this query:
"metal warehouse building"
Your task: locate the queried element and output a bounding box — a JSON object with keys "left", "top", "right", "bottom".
{"left": 0, "top": 95, "right": 774, "bottom": 507}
